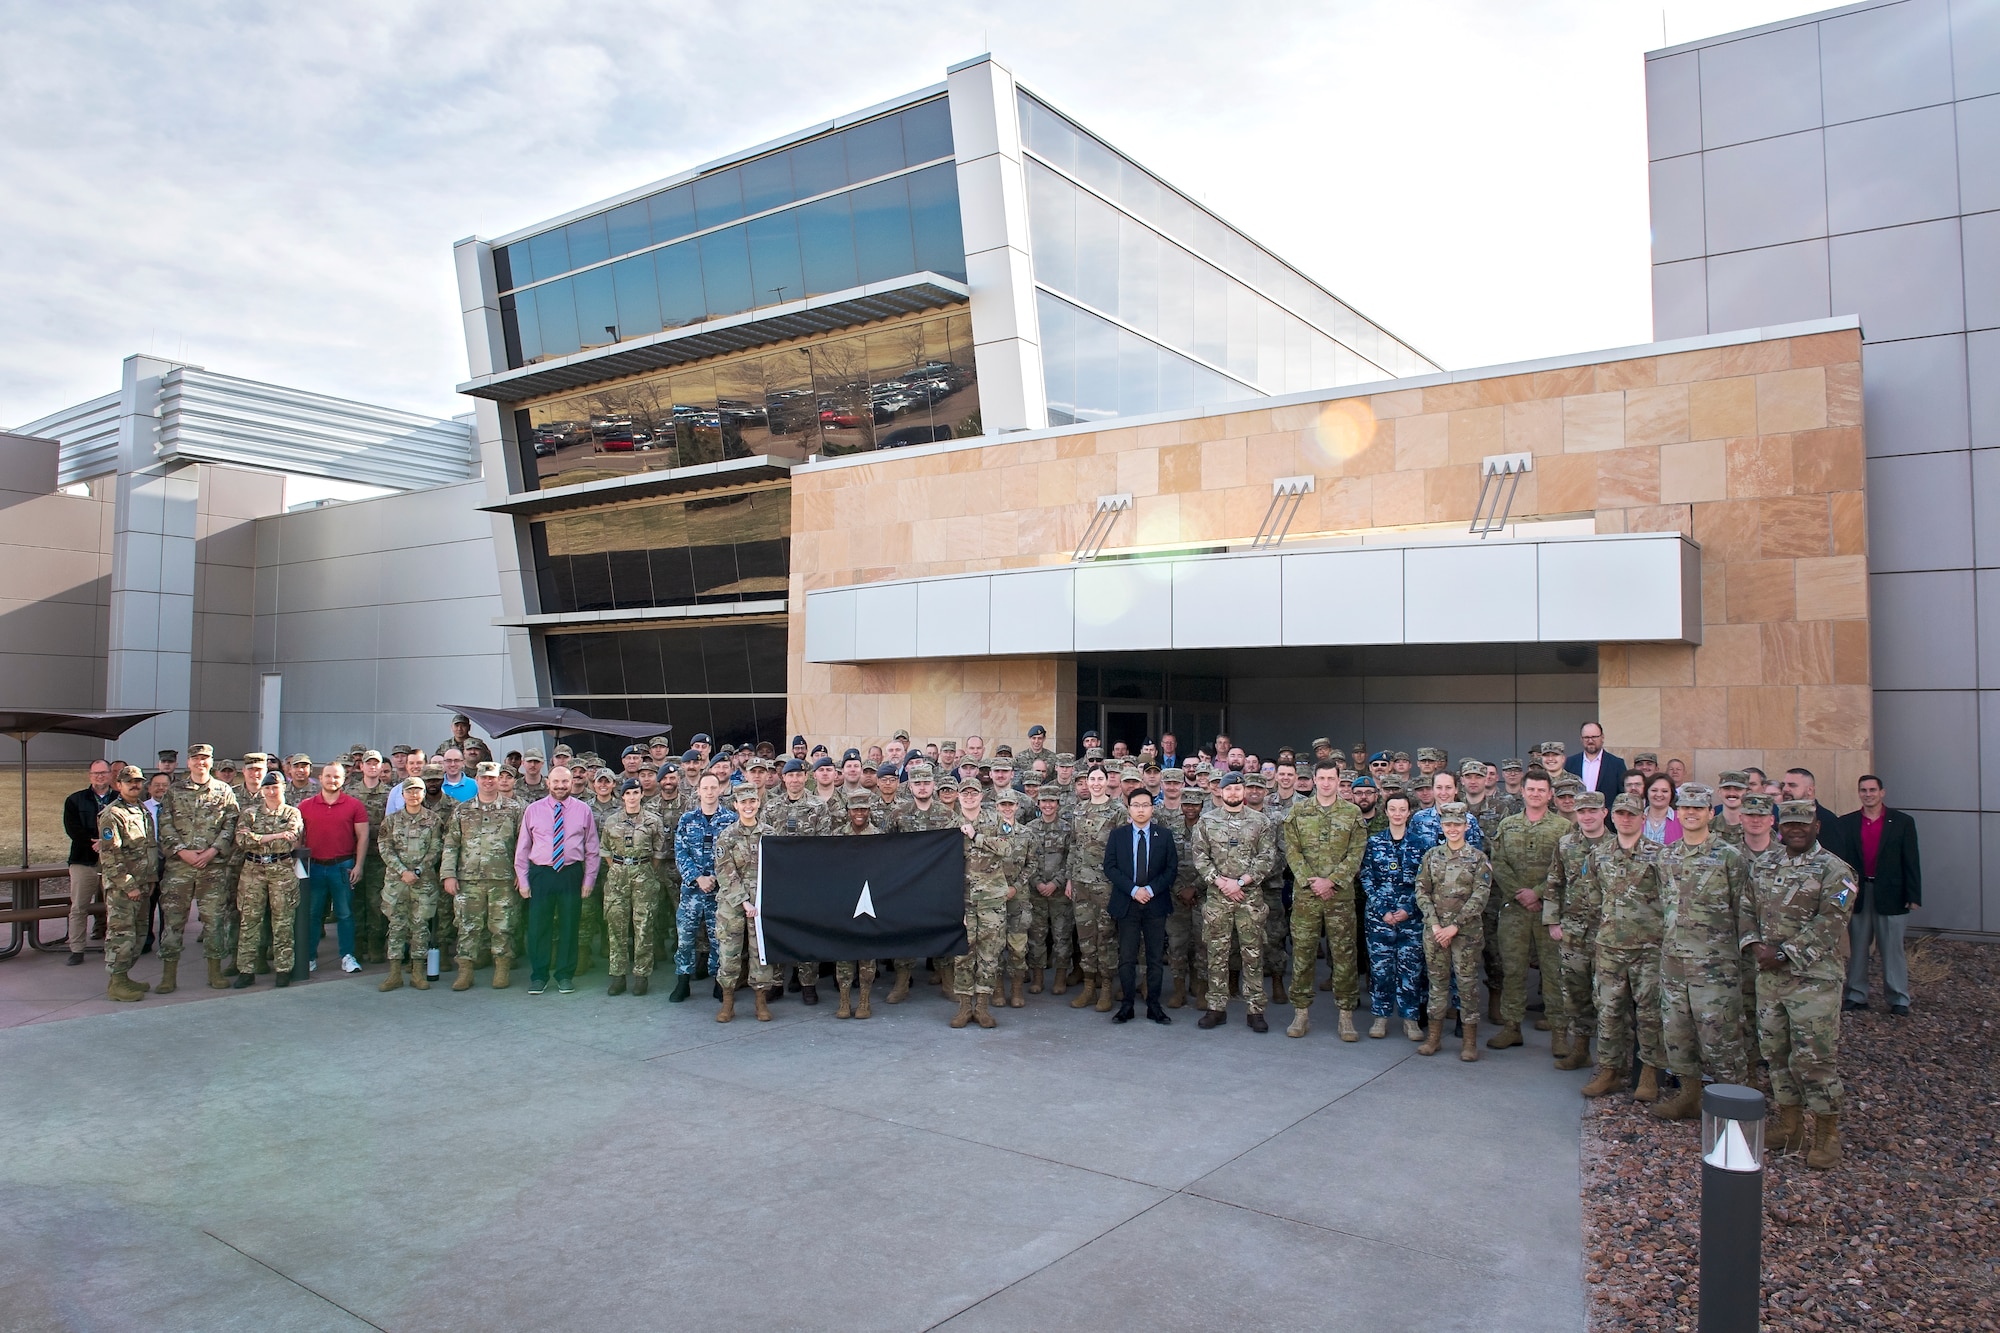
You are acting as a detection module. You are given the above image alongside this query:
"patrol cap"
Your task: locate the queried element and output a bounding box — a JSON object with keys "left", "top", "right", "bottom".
{"left": 1120, "top": 765, "right": 1143, "bottom": 782}
{"left": 1161, "top": 767, "right": 1185, "bottom": 783}
{"left": 1575, "top": 791, "right": 1606, "bottom": 810}
{"left": 1416, "top": 747, "right": 1444, "bottom": 763}
{"left": 935, "top": 777, "right": 959, "bottom": 795}
{"left": 1180, "top": 788, "right": 1205, "bottom": 805}
{"left": 876, "top": 763, "right": 900, "bottom": 778}
{"left": 728, "top": 785, "right": 760, "bottom": 807}
{"left": 287, "top": 753, "right": 311, "bottom": 767}
{"left": 360, "top": 749, "right": 383, "bottom": 763}
{"left": 841, "top": 747, "right": 862, "bottom": 763}
{"left": 1741, "top": 793, "right": 1776, "bottom": 816}
{"left": 242, "top": 752, "right": 269, "bottom": 765}
{"left": 893, "top": 728, "right": 912, "bottom": 742}
{"left": 593, "top": 767, "right": 616, "bottom": 783}
{"left": 1437, "top": 801, "right": 1469, "bottom": 823}
{"left": 391, "top": 744, "right": 412, "bottom": 757}
{"left": 994, "top": 788, "right": 1020, "bottom": 806}
{"left": 649, "top": 736, "right": 669, "bottom": 747}
{"left": 1028, "top": 725, "right": 1046, "bottom": 737}
{"left": 421, "top": 761, "right": 445, "bottom": 779}
{"left": 1039, "top": 788, "right": 1063, "bottom": 803}
{"left": 401, "top": 777, "right": 424, "bottom": 795}
{"left": 187, "top": 744, "right": 213, "bottom": 759}
{"left": 523, "top": 748, "right": 544, "bottom": 762}
{"left": 1541, "top": 741, "right": 1567, "bottom": 756}
{"left": 1055, "top": 753, "right": 1076, "bottom": 766}
{"left": 475, "top": 761, "right": 500, "bottom": 777}
{"left": 1243, "top": 773, "right": 1269, "bottom": 789}
{"left": 1392, "top": 751, "right": 1409, "bottom": 762}
{"left": 1611, "top": 793, "right": 1645, "bottom": 815}
{"left": 260, "top": 770, "right": 281, "bottom": 787}
{"left": 1716, "top": 771, "right": 1751, "bottom": 789}
{"left": 1553, "top": 774, "right": 1583, "bottom": 794}
{"left": 114, "top": 763, "right": 145, "bottom": 783}
{"left": 1369, "top": 751, "right": 1393, "bottom": 764}
{"left": 1459, "top": 758, "right": 1486, "bottom": 777}
{"left": 451, "top": 713, "right": 470, "bottom": 725}
{"left": 904, "top": 762, "right": 932, "bottom": 779}
{"left": 1674, "top": 783, "right": 1715, "bottom": 808}
{"left": 1633, "top": 751, "right": 1659, "bottom": 765}
{"left": 1777, "top": 800, "right": 1819, "bottom": 825}
{"left": 990, "top": 757, "right": 1013, "bottom": 772}
{"left": 995, "top": 744, "right": 1013, "bottom": 758}
{"left": 619, "top": 778, "right": 641, "bottom": 794}
{"left": 1500, "top": 758, "right": 1524, "bottom": 772}
{"left": 1310, "top": 737, "right": 1333, "bottom": 751}
{"left": 217, "top": 757, "right": 238, "bottom": 772}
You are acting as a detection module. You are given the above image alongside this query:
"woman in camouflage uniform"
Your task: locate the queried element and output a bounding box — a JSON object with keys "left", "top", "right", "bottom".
{"left": 599, "top": 778, "right": 668, "bottom": 997}
{"left": 1414, "top": 803, "right": 1492, "bottom": 1061}
{"left": 378, "top": 777, "right": 444, "bottom": 992}
{"left": 233, "top": 771, "right": 305, "bottom": 989}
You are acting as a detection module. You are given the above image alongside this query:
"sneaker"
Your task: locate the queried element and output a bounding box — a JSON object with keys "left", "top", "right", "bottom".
{"left": 529, "top": 979, "right": 548, "bottom": 995}
{"left": 557, "top": 979, "right": 576, "bottom": 994}
{"left": 308, "top": 958, "right": 317, "bottom": 972}
{"left": 340, "top": 954, "right": 361, "bottom": 974}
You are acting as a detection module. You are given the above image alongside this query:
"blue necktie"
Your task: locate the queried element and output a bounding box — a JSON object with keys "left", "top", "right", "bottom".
{"left": 552, "top": 801, "right": 565, "bottom": 871}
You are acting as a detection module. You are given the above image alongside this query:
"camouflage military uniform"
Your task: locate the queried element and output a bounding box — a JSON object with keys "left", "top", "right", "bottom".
{"left": 991, "top": 811, "right": 1034, "bottom": 991}
{"left": 441, "top": 797, "right": 522, "bottom": 966}
{"left": 157, "top": 773, "right": 240, "bottom": 970}
{"left": 1414, "top": 841, "right": 1492, "bottom": 1025}
{"left": 352, "top": 779, "right": 395, "bottom": 962}
{"left": 1358, "top": 829, "right": 1425, "bottom": 1018}
{"left": 1660, "top": 836, "right": 1755, "bottom": 1084}
{"left": 1017, "top": 810, "right": 1075, "bottom": 984}
{"left": 673, "top": 804, "right": 736, "bottom": 979}
{"left": 1067, "top": 798, "right": 1127, "bottom": 987}
{"left": 599, "top": 806, "right": 667, "bottom": 979}
{"left": 1490, "top": 810, "right": 1574, "bottom": 1030}
{"left": 955, "top": 810, "right": 1013, "bottom": 999}
{"left": 582, "top": 793, "right": 620, "bottom": 969}
{"left": 1164, "top": 813, "right": 1206, "bottom": 1000}
{"left": 1545, "top": 828, "right": 1611, "bottom": 1046}
{"left": 1191, "top": 804, "right": 1277, "bottom": 1014}
{"left": 378, "top": 803, "right": 444, "bottom": 968}
{"left": 1587, "top": 837, "right": 1667, "bottom": 1073}
{"left": 233, "top": 801, "right": 305, "bottom": 976}
{"left": 1750, "top": 841, "right": 1857, "bottom": 1115}
{"left": 714, "top": 818, "right": 774, "bottom": 993}
{"left": 1283, "top": 798, "right": 1368, "bottom": 1013}
{"left": 98, "top": 796, "right": 158, "bottom": 980}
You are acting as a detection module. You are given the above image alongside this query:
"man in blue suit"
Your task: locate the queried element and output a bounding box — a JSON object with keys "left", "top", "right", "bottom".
{"left": 1104, "top": 789, "right": 1178, "bottom": 1024}
{"left": 1562, "top": 721, "right": 1627, "bottom": 798}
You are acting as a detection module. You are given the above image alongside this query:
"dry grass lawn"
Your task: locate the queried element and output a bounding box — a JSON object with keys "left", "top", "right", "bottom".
{"left": 0, "top": 767, "right": 98, "bottom": 865}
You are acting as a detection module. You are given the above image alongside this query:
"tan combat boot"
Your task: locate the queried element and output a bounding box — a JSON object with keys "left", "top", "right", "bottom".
{"left": 1805, "top": 1113, "right": 1842, "bottom": 1169}
{"left": 1338, "top": 1010, "right": 1359, "bottom": 1042}
{"left": 1551, "top": 1030, "right": 1572, "bottom": 1060}
{"left": 410, "top": 960, "right": 431, "bottom": 990}
{"left": 1634, "top": 1065, "right": 1661, "bottom": 1103}
{"left": 155, "top": 958, "right": 177, "bottom": 995}
{"left": 207, "top": 957, "right": 227, "bottom": 990}
{"left": 950, "top": 995, "right": 975, "bottom": 1029}
{"left": 1008, "top": 973, "right": 1024, "bottom": 1008}
{"left": 1460, "top": 1019, "right": 1480, "bottom": 1061}
{"left": 835, "top": 981, "right": 853, "bottom": 1019}
{"left": 753, "top": 987, "right": 771, "bottom": 1021}
{"left": 886, "top": 966, "right": 912, "bottom": 1003}
{"left": 1286, "top": 1007, "right": 1310, "bottom": 1038}
{"left": 1648, "top": 1079, "right": 1702, "bottom": 1121}
{"left": 379, "top": 960, "right": 404, "bottom": 992}
{"left": 1050, "top": 968, "right": 1068, "bottom": 996}
{"left": 1404, "top": 1019, "right": 1424, "bottom": 1041}
{"left": 492, "top": 957, "right": 511, "bottom": 989}
{"left": 452, "top": 959, "right": 474, "bottom": 991}
{"left": 1368, "top": 1015, "right": 1389, "bottom": 1039}
{"left": 973, "top": 992, "right": 997, "bottom": 1029}
{"left": 1486, "top": 1022, "right": 1523, "bottom": 1050}
{"left": 1580, "top": 1065, "right": 1622, "bottom": 1098}
{"left": 1027, "top": 969, "right": 1043, "bottom": 995}
{"left": 1167, "top": 974, "right": 1186, "bottom": 1009}
{"left": 1070, "top": 978, "right": 1097, "bottom": 1009}
{"left": 106, "top": 971, "right": 146, "bottom": 1002}
{"left": 1418, "top": 1023, "right": 1443, "bottom": 1056}
{"left": 717, "top": 986, "right": 736, "bottom": 1023}
{"left": 1095, "top": 978, "right": 1116, "bottom": 1013}
{"left": 855, "top": 983, "right": 872, "bottom": 1019}
{"left": 1769, "top": 1103, "right": 1806, "bottom": 1153}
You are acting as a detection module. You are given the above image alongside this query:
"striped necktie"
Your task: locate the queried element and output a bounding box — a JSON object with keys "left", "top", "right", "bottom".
{"left": 552, "top": 800, "right": 565, "bottom": 870}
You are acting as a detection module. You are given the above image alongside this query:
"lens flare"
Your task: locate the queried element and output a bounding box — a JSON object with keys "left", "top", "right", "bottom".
{"left": 1304, "top": 399, "right": 1377, "bottom": 471}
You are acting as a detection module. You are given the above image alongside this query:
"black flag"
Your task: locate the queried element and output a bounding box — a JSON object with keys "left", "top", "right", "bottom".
{"left": 756, "top": 829, "right": 966, "bottom": 965}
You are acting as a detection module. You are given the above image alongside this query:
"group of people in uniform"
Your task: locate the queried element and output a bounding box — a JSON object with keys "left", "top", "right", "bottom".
{"left": 85, "top": 721, "right": 1859, "bottom": 1168}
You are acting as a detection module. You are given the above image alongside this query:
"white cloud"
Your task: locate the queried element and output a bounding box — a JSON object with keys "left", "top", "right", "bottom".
{"left": 0, "top": 0, "right": 1816, "bottom": 426}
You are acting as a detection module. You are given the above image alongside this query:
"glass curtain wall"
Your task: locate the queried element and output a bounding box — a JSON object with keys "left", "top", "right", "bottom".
{"left": 531, "top": 487, "right": 790, "bottom": 614}
{"left": 496, "top": 100, "right": 963, "bottom": 368}
{"left": 514, "top": 309, "right": 977, "bottom": 486}
{"left": 547, "top": 622, "right": 788, "bottom": 751}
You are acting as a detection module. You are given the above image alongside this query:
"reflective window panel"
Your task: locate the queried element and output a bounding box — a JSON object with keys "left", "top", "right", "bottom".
{"left": 516, "top": 310, "right": 978, "bottom": 486}
{"left": 1037, "top": 291, "right": 1243, "bottom": 425}
{"left": 532, "top": 488, "right": 790, "bottom": 613}
{"left": 547, "top": 621, "right": 789, "bottom": 752}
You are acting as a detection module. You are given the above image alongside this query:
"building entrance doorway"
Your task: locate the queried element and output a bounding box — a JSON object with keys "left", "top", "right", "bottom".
{"left": 1102, "top": 709, "right": 1151, "bottom": 755}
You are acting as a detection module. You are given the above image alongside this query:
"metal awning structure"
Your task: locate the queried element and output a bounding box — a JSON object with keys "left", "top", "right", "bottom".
{"left": 0, "top": 709, "right": 166, "bottom": 868}
{"left": 457, "top": 273, "right": 968, "bottom": 404}
{"left": 439, "top": 704, "right": 665, "bottom": 742}
{"left": 479, "top": 455, "right": 794, "bottom": 519}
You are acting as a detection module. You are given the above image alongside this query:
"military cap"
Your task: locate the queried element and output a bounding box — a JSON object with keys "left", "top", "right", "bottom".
{"left": 876, "top": 762, "right": 899, "bottom": 778}
{"left": 789, "top": 734, "right": 806, "bottom": 748}
{"left": 1161, "top": 767, "right": 1185, "bottom": 782}
{"left": 995, "top": 744, "right": 1014, "bottom": 758}
{"left": 1292, "top": 762, "right": 1310, "bottom": 777}
{"left": 1740, "top": 793, "right": 1776, "bottom": 816}
{"left": 1180, "top": 787, "right": 1206, "bottom": 804}
{"left": 1458, "top": 758, "right": 1485, "bottom": 777}
{"left": 186, "top": 744, "right": 212, "bottom": 759}
{"left": 593, "top": 767, "right": 616, "bottom": 783}
{"left": 812, "top": 756, "right": 834, "bottom": 769}
{"left": 724, "top": 787, "right": 758, "bottom": 809}
{"left": 974, "top": 761, "right": 992, "bottom": 775}
{"left": 1437, "top": 801, "right": 1469, "bottom": 823}
{"left": 1378, "top": 777, "right": 1406, "bottom": 794}
{"left": 1500, "top": 758, "right": 1524, "bottom": 772}
{"left": 259, "top": 769, "right": 281, "bottom": 787}
{"left": 1633, "top": 751, "right": 1659, "bottom": 765}
{"left": 216, "top": 757, "right": 238, "bottom": 771}
{"left": 356, "top": 749, "right": 381, "bottom": 763}
{"left": 552, "top": 742, "right": 574, "bottom": 753}
{"left": 1028, "top": 724, "right": 1047, "bottom": 737}
{"left": 892, "top": 728, "right": 912, "bottom": 742}
{"left": 994, "top": 788, "right": 1020, "bottom": 805}
{"left": 679, "top": 750, "right": 701, "bottom": 765}
{"left": 1350, "top": 775, "right": 1376, "bottom": 790}
{"left": 746, "top": 756, "right": 773, "bottom": 772}
{"left": 113, "top": 763, "right": 145, "bottom": 782}
{"left": 1389, "top": 751, "right": 1407, "bottom": 762}
{"left": 1416, "top": 747, "right": 1444, "bottom": 763}
{"left": 1244, "top": 772, "right": 1270, "bottom": 789}
{"left": 1553, "top": 774, "right": 1583, "bottom": 794}
{"left": 421, "top": 761, "right": 445, "bottom": 779}
{"left": 1119, "top": 765, "right": 1143, "bottom": 781}
{"left": 1081, "top": 729, "right": 1100, "bottom": 741}
{"left": 1369, "top": 751, "right": 1393, "bottom": 764}
{"left": 990, "top": 756, "right": 1014, "bottom": 771}
{"left": 287, "top": 752, "right": 311, "bottom": 767}
{"left": 619, "top": 778, "right": 641, "bottom": 794}
{"left": 242, "top": 752, "right": 269, "bottom": 765}
{"left": 904, "top": 762, "right": 933, "bottom": 778}
{"left": 1310, "top": 737, "right": 1333, "bottom": 751}
{"left": 841, "top": 747, "right": 862, "bottom": 763}
{"left": 1777, "top": 800, "right": 1818, "bottom": 824}
{"left": 1611, "top": 793, "right": 1645, "bottom": 816}
{"left": 475, "top": 761, "right": 500, "bottom": 777}
{"left": 1084, "top": 746, "right": 1105, "bottom": 761}
{"left": 500, "top": 765, "right": 520, "bottom": 779}
{"left": 1217, "top": 773, "right": 1242, "bottom": 788}
{"left": 1716, "top": 771, "right": 1751, "bottom": 790}
{"left": 691, "top": 733, "right": 711, "bottom": 744}
{"left": 718, "top": 744, "right": 737, "bottom": 757}
{"left": 520, "top": 747, "right": 543, "bottom": 761}
{"left": 779, "top": 758, "right": 806, "bottom": 775}
{"left": 935, "top": 777, "right": 960, "bottom": 795}
{"left": 621, "top": 744, "right": 643, "bottom": 757}
{"left": 1541, "top": 741, "right": 1567, "bottom": 756}
{"left": 401, "top": 777, "right": 425, "bottom": 795}
{"left": 390, "top": 744, "right": 412, "bottom": 757}
{"left": 348, "top": 739, "right": 367, "bottom": 753}
{"left": 450, "top": 713, "right": 470, "bottom": 726}
{"left": 1575, "top": 791, "right": 1606, "bottom": 810}
{"left": 1674, "top": 783, "right": 1714, "bottom": 808}
{"left": 1055, "top": 753, "right": 1076, "bottom": 766}
{"left": 1039, "top": 787, "right": 1063, "bottom": 802}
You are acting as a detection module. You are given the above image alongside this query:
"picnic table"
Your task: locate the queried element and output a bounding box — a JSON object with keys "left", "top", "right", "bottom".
{"left": 0, "top": 863, "right": 102, "bottom": 958}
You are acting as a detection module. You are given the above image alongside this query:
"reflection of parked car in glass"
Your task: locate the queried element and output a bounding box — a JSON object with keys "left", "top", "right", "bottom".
{"left": 877, "top": 424, "right": 957, "bottom": 449}
{"left": 818, "top": 403, "right": 866, "bottom": 430}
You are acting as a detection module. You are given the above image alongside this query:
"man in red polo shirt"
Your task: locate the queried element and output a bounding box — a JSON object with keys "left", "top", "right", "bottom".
{"left": 299, "top": 762, "right": 370, "bottom": 976}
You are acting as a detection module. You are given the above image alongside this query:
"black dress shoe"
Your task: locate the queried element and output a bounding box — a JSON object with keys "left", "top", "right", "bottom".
{"left": 66, "top": 952, "right": 84, "bottom": 966}
{"left": 1113, "top": 1004, "right": 1135, "bottom": 1023}
{"left": 667, "top": 974, "right": 691, "bottom": 1003}
{"left": 1891, "top": 1002, "right": 1910, "bottom": 1016}
{"left": 1842, "top": 998, "right": 1867, "bottom": 1012}
{"left": 1147, "top": 1005, "right": 1172, "bottom": 1025}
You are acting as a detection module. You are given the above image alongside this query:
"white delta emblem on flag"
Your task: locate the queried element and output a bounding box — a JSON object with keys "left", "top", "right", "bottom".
{"left": 853, "top": 881, "right": 876, "bottom": 918}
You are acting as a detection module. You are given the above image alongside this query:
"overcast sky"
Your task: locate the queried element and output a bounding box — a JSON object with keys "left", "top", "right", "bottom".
{"left": 1, "top": 0, "right": 1815, "bottom": 427}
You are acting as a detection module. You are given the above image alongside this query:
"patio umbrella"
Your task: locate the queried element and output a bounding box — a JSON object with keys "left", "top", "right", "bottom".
{"left": 438, "top": 704, "right": 667, "bottom": 743}
{"left": 0, "top": 709, "right": 166, "bottom": 867}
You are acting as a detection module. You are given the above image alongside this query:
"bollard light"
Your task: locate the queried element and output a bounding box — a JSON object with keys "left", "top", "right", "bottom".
{"left": 1698, "top": 1083, "right": 1765, "bottom": 1333}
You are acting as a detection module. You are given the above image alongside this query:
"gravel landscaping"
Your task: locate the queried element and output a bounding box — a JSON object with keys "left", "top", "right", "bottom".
{"left": 1582, "top": 938, "right": 1999, "bottom": 1331}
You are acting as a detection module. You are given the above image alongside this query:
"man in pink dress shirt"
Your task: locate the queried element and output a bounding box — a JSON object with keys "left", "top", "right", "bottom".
{"left": 514, "top": 765, "right": 601, "bottom": 995}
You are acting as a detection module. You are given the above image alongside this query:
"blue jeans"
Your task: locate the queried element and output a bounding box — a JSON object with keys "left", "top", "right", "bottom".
{"left": 307, "top": 859, "right": 356, "bottom": 963}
